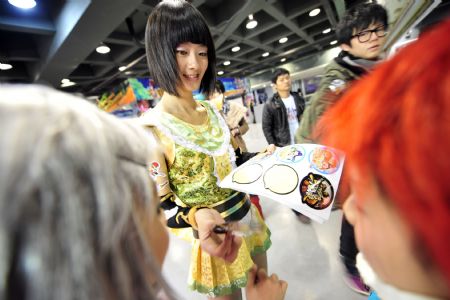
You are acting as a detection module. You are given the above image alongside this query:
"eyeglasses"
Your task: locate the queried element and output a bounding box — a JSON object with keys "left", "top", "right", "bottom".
{"left": 352, "top": 26, "right": 387, "bottom": 43}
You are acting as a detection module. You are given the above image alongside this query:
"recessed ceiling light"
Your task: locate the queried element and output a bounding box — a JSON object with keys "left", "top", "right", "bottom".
{"left": 309, "top": 8, "right": 321, "bottom": 17}
{"left": 246, "top": 14, "right": 258, "bottom": 29}
{"left": 8, "top": 0, "right": 36, "bottom": 9}
{"left": 223, "top": 60, "right": 231, "bottom": 66}
{"left": 280, "top": 58, "right": 286, "bottom": 62}
{"left": 231, "top": 46, "right": 241, "bottom": 52}
{"left": 262, "top": 52, "right": 269, "bottom": 57}
{"left": 61, "top": 81, "right": 76, "bottom": 88}
{"left": 322, "top": 28, "right": 331, "bottom": 34}
{"left": 330, "top": 40, "right": 337, "bottom": 45}
{"left": 61, "top": 78, "right": 70, "bottom": 84}
{"left": 118, "top": 66, "right": 127, "bottom": 71}
{"left": 96, "top": 44, "right": 110, "bottom": 54}
{"left": 279, "top": 37, "right": 288, "bottom": 44}
{"left": 0, "top": 63, "right": 13, "bottom": 70}
{"left": 217, "top": 71, "right": 224, "bottom": 75}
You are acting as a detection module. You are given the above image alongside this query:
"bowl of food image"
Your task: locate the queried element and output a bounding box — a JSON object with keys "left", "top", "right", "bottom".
{"left": 309, "top": 147, "right": 339, "bottom": 174}
{"left": 300, "top": 173, "right": 334, "bottom": 209}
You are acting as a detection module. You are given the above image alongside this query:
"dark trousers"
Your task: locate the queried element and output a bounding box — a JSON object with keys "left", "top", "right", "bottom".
{"left": 339, "top": 215, "right": 359, "bottom": 275}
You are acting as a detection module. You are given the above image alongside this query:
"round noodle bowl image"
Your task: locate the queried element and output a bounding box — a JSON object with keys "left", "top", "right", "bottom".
{"left": 300, "top": 172, "right": 334, "bottom": 210}
{"left": 232, "top": 163, "right": 263, "bottom": 184}
{"left": 309, "top": 147, "right": 339, "bottom": 174}
{"left": 263, "top": 164, "right": 298, "bottom": 195}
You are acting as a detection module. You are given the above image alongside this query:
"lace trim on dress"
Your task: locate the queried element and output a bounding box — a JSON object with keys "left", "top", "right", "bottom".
{"left": 152, "top": 102, "right": 231, "bottom": 157}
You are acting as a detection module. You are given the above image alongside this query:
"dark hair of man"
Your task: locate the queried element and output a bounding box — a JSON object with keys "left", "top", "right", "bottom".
{"left": 145, "top": 0, "right": 216, "bottom": 97}
{"left": 336, "top": 3, "right": 388, "bottom": 45}
{"left": 271, "top": 68, "right": 290, "bottom": 84}
{"left": 215, "top": 80, "right": 225, "bottom": 94}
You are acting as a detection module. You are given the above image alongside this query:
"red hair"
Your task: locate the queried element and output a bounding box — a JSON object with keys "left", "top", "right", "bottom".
{"left": 317, "top": 20, "right": 450, "bottom": 286}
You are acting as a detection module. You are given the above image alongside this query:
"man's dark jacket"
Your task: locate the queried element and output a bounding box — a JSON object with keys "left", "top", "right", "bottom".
{"left": 262, "top": 92, "right": 305, "bottom": 147}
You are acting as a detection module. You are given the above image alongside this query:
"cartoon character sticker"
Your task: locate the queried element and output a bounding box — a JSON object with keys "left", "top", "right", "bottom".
{"left": 328, "top": 79, "right": 346, "bottom": 95}
{"left": 276, "top": 145, "right": 305, "bottom": 163}
{"left": 309, "top": 147, "right": 339, "bottom": 174}
{"left": 300, "top": 173, "right": 334, "bottom": 210}
{"left": 149, "top": 161, "right": 166, "bottom": 179}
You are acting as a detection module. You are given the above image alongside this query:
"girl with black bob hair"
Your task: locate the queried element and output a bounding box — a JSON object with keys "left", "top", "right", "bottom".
{"left": 142, "top": 0, "right": 286, "bottom": 299}
{"left": 145, "top": 0, "right": 216, "bottom": 97}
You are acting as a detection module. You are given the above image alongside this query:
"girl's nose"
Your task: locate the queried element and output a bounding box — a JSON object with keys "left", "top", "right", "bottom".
{"left": 187, "top": 53, "right": 199, "bottom": 69}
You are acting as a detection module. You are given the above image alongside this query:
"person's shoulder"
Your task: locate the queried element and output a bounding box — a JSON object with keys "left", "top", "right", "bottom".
{"left": 138, "top": 108, "right": 159, "bottom": 127}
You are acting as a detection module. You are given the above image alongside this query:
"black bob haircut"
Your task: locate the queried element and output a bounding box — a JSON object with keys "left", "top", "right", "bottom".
{"left": 214, "top": 80, "right": 225, "bottom": 94}
{"left": 271, "top": 68, "right": 290, "bottom": 84}
{"left": 336, "top": 3, "right": 388, "bottom": 45}
{"left": 145, "top": 0, "right": 216, "bottom": 97}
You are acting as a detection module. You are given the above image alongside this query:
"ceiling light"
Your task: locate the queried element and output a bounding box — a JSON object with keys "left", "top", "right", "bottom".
{"left": 223, "top": 60, "right": 231, "bottom": 66}
{"left": 8, "top": 0, "right": 36, "bottom": 9}
{"left": 262, "top": 52, "right": 269, "bottom": 57}
{"left": 61, "top": 80, "right": 76, "bottom": 88}
{"left": 0, "top": 63, "right": 13, "bottom": 70}
{"left": 246, "top": 14, "right": 258, "bottom": 29}
{"left": 96, "top": 44, "right": 110, "bottom": 54}
{"left": 309, "top": 8, "right": 321, "bottom": 17}
{"left": 118, "top": 66, "right": 127, "bottom": 71}
{"left": 322, "top": 28, "right": 331, "bottom": 34}
{"left": 280, "top": 58, "right": 286, "bottom": 62}
{"left": 217, "top": 71, "right": 224, "bottom": 75}
{"left": 231, "top": 46, "right": 240, "bottom": 52}
{"left": 61, "top": 78, "right": 70, "bottom": 84}
{"left": 330, "top": 40, "right": 337, "bottom": 45}
{"left": 279, "top": 37, "right": 288, "bottom": 44}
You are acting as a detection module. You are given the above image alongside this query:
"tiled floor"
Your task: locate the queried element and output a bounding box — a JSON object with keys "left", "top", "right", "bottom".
{"left": 162, "top": 102, "right": 366, "bottom": 300}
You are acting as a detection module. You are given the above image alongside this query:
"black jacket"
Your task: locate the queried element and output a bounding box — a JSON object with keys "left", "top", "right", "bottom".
{"left": 262, "top": 92, "right": 305, "bottom": 147}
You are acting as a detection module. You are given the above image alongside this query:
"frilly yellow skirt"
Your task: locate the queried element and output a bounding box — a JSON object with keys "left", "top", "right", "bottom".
{"left": 170, "top": 204, "right": 271, "bottom": 297}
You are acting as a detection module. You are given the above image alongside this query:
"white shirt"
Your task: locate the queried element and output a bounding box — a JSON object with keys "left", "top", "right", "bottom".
{"left": 281, "top": 94, "right": 298, "bottom": 144}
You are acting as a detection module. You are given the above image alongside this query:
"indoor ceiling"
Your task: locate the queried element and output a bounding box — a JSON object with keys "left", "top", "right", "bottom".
{"left": 0, "top": 0, "right": 435, "bottom": 97}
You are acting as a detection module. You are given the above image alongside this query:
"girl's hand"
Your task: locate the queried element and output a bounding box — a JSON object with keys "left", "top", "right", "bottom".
{"left": 264, "top": 144, "right": 276, "bottom": 154}
{"left": 195, "top": 208, "right": 242, "bottom": 263}
{"left": 246, "top": 265, "right": 288, "bottom": 300}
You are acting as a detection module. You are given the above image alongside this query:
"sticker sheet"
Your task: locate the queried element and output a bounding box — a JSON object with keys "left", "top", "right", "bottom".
{"left": 220, "top": 144, "right": 345, "bottom": 223}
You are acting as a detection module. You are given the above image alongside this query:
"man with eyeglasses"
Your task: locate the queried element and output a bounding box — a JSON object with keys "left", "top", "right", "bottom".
{"left": 295, "top": 3, "right": 388, "bottom": 296}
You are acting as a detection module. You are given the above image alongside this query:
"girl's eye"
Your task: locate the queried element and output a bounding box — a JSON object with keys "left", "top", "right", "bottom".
{"left": 199, "top": 52, "right": 208, "bottom": 57}
{"left": 176, "top": 50, "right": 187, "bottom": 55}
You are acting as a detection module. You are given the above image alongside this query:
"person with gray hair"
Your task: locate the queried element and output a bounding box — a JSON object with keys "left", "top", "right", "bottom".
{"left": 0, "top": 84, "right": 176, "bottom": 300}
{"left": 0, "top": 84, "right": 286, "bottom": 300}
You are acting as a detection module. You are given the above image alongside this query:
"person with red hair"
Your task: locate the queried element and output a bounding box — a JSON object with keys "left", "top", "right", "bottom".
{"left": 317, "top": 20, "right": 450, "bottom": 299}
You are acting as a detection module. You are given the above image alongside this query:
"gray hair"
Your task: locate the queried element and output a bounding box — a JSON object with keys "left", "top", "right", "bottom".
{"left": 0, "top": 85, "right": 176, "bottom": 300}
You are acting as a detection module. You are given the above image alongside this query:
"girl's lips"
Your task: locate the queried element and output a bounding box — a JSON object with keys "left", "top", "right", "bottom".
{"left": 183, "top": 74, "right": 200, "bottom": 81}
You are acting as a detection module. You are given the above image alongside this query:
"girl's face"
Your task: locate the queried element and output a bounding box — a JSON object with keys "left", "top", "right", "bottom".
{"left": 176, "top": 42, "right": 208, "bottom": 96}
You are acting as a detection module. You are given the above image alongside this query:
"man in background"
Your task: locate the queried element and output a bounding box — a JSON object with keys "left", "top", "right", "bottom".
{"left": 262, "top": 68, "right": 305, "bottom": 148}
{"left": 262, "top": 68, "right": 307, "bottom": 223}
{"left": 295, "top": 3, "right": 389, "bottom": 296}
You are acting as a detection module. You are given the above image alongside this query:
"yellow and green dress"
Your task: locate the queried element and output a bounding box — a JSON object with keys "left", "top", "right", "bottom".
{"left": 141, "top": 101, "right": 271, "bottom": 297}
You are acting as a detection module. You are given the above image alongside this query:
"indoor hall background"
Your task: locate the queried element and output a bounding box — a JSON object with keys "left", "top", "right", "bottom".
{"left": 0, "top": 0, "right": 367, "bottom": 96}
